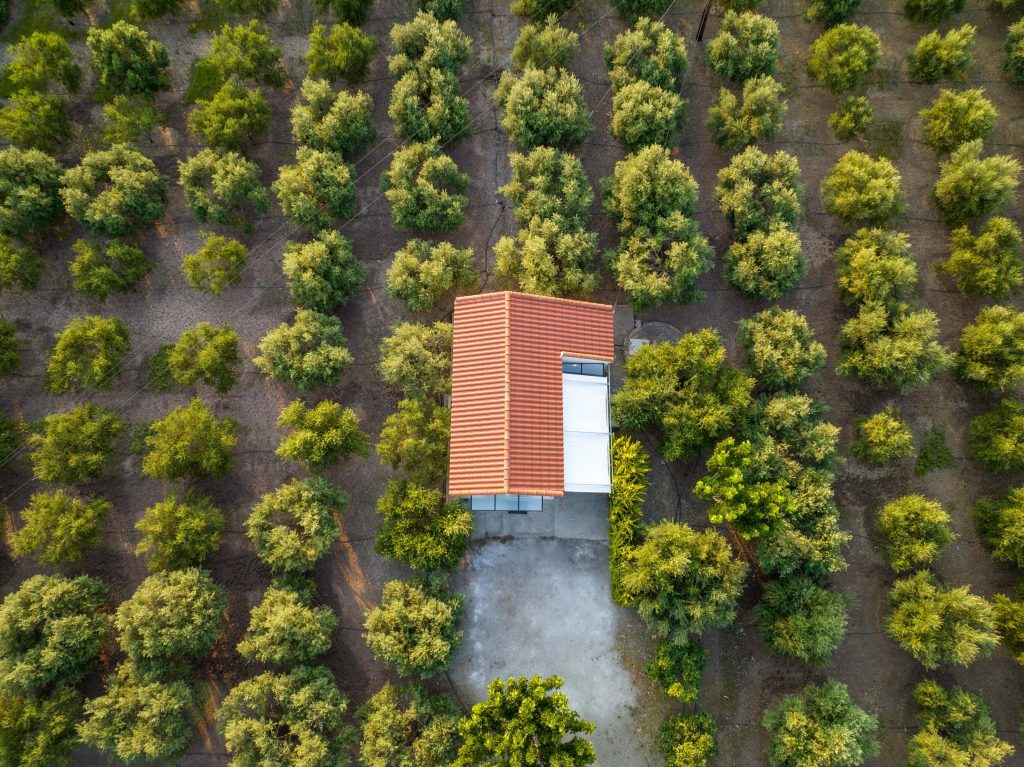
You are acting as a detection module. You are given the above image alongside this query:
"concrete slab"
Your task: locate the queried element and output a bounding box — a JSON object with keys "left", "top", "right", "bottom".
{"left": 470, "top": 492, "right": 609, "bottom": 540}
{"left": 450, "top": 538, "right": 662, "bottom": 767}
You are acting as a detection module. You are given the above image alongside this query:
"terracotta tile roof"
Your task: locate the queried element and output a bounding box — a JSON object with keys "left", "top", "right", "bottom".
{"left": 449, "top": 292, "right": 615, "bottom": 497}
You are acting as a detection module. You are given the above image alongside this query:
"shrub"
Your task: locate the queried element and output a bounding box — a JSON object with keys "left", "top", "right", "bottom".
{"left": 187, "top": 81, "right": 270, "bottom": 151}
{"left": 905, "top": 0, "right": 963, "bottom": 23}
{"left": 182, "top": 231, "right": 249, "bottom": 294}
{"left": 306, "top": 21, "right": 377, "bottom": 82}
{"left": 714, "top": 146, "right": 802, "bottom": 237}
{"left": 1, "top": 32, "right": 80, "bottom": 94}
{"left": 190, "top": 21, "right": 284, "bottom": 100}
{"left": 933, "top": 140, "right": 1022, "bottom": 225}
{"left": 11, "top": 490, "right": 109, "bottom": 565}
{"left": 660, "top": 711, "right": 717, "bottom": 767}
{"left": 851, "top": 406, "right": 914, "bottom": 465}
{"left": 101, "top": 95, "right": 165, "bottom": 143}
{"left": 707, "top": 11, "right": 778, "bottom": 81}
{"left": 61, "top": 144, "right": 167, "bottom": 237}
{"left": 510, "top": 0, "right": 575, "bottom": 18}
{"left": 957, "top": 304, "right": 1024, "bottom": 391}
{"left": 0, "top": 147, "right": 63, "bottom": 238}
{"left": 387, "top": 239, "right": 475, "bottom": 311}
{"left": 645, "top": 640, "right": 705, "bottom": 703}
{"left": 806, "top": 24, "right": 881, "bottom": 93}
{"left": 0, "top": 320, "right": 18, "bottom": 374}
{"left": 511, "top": 15, "right": 578, "bottom": 70}
{"left": 237, "top": 579, "right": 339, "bottom": 666}
{"left": 970, "top": 398, "right": 1024, "bottom": 472}
{"left": 389, "top": 68, "right": 470, "bottom": 142}
{"left": 502, "top": 146, "right": 592, "bottom": 226}
{"left": 135, "top": 493, "right": 225, "bottom": 571}
{"left": 69, "top": 240, "right": 150, "bottom": 302}
{"left": 495, "top": 217, "right": 600, "bottom": 297}
{"left": 420, "top": 0, "right": 468, "bottom": 18}
{"left": 605, "top": 144, "right": 700, "bottom": 232}
{"left": 141, "top": 398, "right": 236, "bottom": 480}
{"left": 994, "top": 591, "right": 1024, "bottom": 662}
{"left": 612, "top": 330, "right": 754, "bottom": 461}
{"left": 494, "top": 67, "right": 592, "bottom": 149}
{"left": 0, "top": 687, "right": 81, "bottom": 767}
{"left": 605, "top": 17, "right": 688, "bottom": 91}
{"left": 218, "top": 667, "right": 355, "bottom": 767}
{"left": 253, "top": 309, "right": 353, "bottom": 389}
{"left": 724, "top": 223, "right": 805, "bottom": 300}
{"left": 87, "top": 22, "right": 170, "bottom": 96}
{"left": 246, "top": 477, "right": 345, "bottom": 573}
{"left": 376, "top": 397, "right": 450, "bottom": 486}
{"left": 363, "top": 577, "right": 463, "bottom": 677}
{"left": 375, "top": 480, "right": 472, "bottom": 570}
{"left": 290, "top": 79, "right": 375, "bottom": 158}
{"left": 738, "top": 307, "right": 826, "bottom": 390}
{"left": 609, "top": 435, "right": 650, "bottom": 604}
{"left": 46, "top": 315, "right": 129, "bottom": 394}
{"left": 0, "top": 237, "right": 41, "bottom": 291}
{"left": 908, "top": 25, "right": 975, "bottom": 83}
{"left": 941, "top": 217, "right": 1023, "bottom": 298}
{"left": 804, "top": 0, "right": 860, "bottom": 25}
{"left": 763, "top": 680, "right": 879, "bottom": 767}
{"left": 274, "top": 147, "right": 356, "bottom": 232}
{"left": 150, "top": 322, "right": 240, "bottom": 393}
{"left": 1006, "top": 18, "right": 1024, "bottom": 81}
{"left": 876, "top": 495, "right": 955, "bottom": 571}
{"left": 974, "top": 486, "right": 1024, "bottom": 567}
{"left": 908, "top": 680, "right": 1013, "bottom": 767}
{"left": 275, "top": 398, "right": 370, "bottom": 471}
{"left": 707, "top": 74, "right": 786, "bottom": 151}
{"left": 313, "top": 0, "right": 373, "bottom": 24}
{"left": 916, "top": 425, "right": 954, "bottom": 475}
{"left": 0, "top": 90, "right": 71, "bottom": 153}
{"left": 829, "top": 96, "right": 873, "bottom": 141}
{"left": 919, "top": 88, "right": 996, "bottom": 155}
{"left": 28, "top": 403, "right": 124, "bottom": 484}
{"left": 834, "top": 228, "right": 916, "bottom": 306}
{"left": 282, "top": 230, "right": 366, "bottom": 311}
{"left": 359, "top": 683, "right": 461, "bottom": 767}
{"left": 887, "top": 571, "right": 998, "bottom": 668}
{"left": 178, "top": 149, "right": 269, "bottom": 229}
{"left": 821, "top": 151, "right": 905, "bottom": 225}
{"left": 610, "top": 80, "right": 686, "bottom": 149}
{"left": 379, "top": 321, "right": 452, "bottom": 398}
{"left": 756, "top": 577, "right": 848, "bottom": 664}
{"left": 387, "top": 10, "right": 471, "bottom": 76}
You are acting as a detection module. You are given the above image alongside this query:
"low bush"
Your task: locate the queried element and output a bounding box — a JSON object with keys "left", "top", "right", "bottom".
{"left": 850, "top": 406, "right": 914, "bottom": 465}
{"left": 876, "top": 495, "right": 955, "bottom": 571}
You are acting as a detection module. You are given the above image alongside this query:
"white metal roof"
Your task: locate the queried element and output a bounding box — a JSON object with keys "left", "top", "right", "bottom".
{"left": 562, "top": 373, "right": 611, "bottom": 493}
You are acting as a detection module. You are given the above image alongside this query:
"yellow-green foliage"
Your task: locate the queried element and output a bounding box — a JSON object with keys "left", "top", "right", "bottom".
{"left": 610, "top": 435, "right": 650, "bottom": 605}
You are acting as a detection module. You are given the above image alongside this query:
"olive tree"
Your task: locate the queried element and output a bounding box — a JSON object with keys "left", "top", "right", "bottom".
{"left": 511, "top": 15, "right": 578, "bottom": 70}
{"left": 850, "top": 406, "right": 914, "bottom": 465}
{"left": 707, "top": 74, "right": 787, "bottom": 150}
{"left": 0, "top": 687, "right": 81, "bottom": 767}
{"left": 0, "top": 320, "right": 19, "bottom": 374}
{"left": 737, "top": 307, "right": 826, "bottom": 390}
{"left": 1007, "top": 18, "right": 1024, "bottom": 81}
{"left": 610, "top": 80, "right": 686, "bottom": 149}
{"left": 181, "top": 231, "right": 250, "bottom": 295}
{"left": 0, "top": 236, "right": 42, "bottom": 291}
{"left": 189, "top": 20, "right": 284, "bottom": 100}
{"left": 379, "top": 321, "right": 452, "bottom": 398}
{"left": 829, "top": 96, "right": 873, "bottom": 141}
{"left": 306, "top": 21, "right": 377, "bottom": 82}
{"left": 495, "top": 217, "right": 599, "bottom": 297}
{"left": 387, "top": 239, "right": 476, "bottom": 311}
{"left": 494, "top": 67, "right": 592, "bottom": 149}
{"left": 12, "top": 490, "right": 109, "bottom": 565}
{"left": 149, "top": 322, "right": 240, "bottom": 393}
{"left": 375, "top": 480, "right": 472, "bottom": 570}
{"left": 359, "top": 683, "right": 460, "bottom": 767}
{"left": 282, "top": 230, "right": 366, "bottom": 311}
{"left": 45, "top": 315, "right": 129, "bottom": 394}
{"left": 253, "top": 309, "right": 353, "bottom": 389}
{"left": 387, "top": 11, "right": 472, "bottom": 76}
{"left": 135, "top": 493, "right": 225, "bottom": 571}
{"left": 389, "top": 68, "right": 470, "bottom": 143}
{"left": 237, "top": 579, "right": 338, "bottom": 666}
{"left": 382, "top": 140, "right": 468, "bottom": 231}
{"left": 876, "top": 495, "right": 955, "bottom": 572}
{"left": 970, "top": 398, "right": 1024, "bottom": 472}
{"left": 274, "top": 147, "right": 356, "bottom": 232}
{"left": 907, "top": 680, "right": 1013, "bottom": 767}
{"left": 755, "top": 577, "right": 848, "bottom": 665}
{"left": 974, "top": 486, "right": 1024, "bottom": 567}
{"left": 502, "top": 145, "right": 592, "bottom": 226}
{"left": 604, "top": 144, "right": 700, "bottom": 233}
{"left": 821, "top": 151, "right": 905, "bottom": 225}
{"left": 919, "top": 88, "right": 996, "bottom": 154}
{"left": 100, "top": 94, "right": 165, "bottom": 144}
{"left": 804, "top": 0, "right": 861, "bottom": 26}
{"left": 707, "top": 12, "right": 779, "bottom": 81}
{"left": 275, "top": 398, "right": 370, "bottom": 471}
{"left": 957, "top": 304, "right": 1024, "bottom": 391}
{"left": 934, "top": 139, "right": 1022, "bottom": 225}
{"left": 724, "top": 223, "right": 806, "bottom": 300}
{"left": 0, "top": 147, "right": 63, "bottom": 238}
{"left": 806, "top": 24, "right": 881, "bottom": 93}
{"left": 714, "top": 146, "right": 802, "bottom": 237}
{"left": 1, "top": 32, "right": 81, "bottom": 94}
{"left": 290, "top": 78, "right": 375, "bottom": 156}
{"left": 69, "top": 240, "right": 150, "bottom": 302}
{"left": 905, "top": 0, "right": 963, "bottom": 23}
{"left": 908, "top": 24, "right": 976, "bottom": 83}
{"left": 376, "top": 397, "right": 450, "bottom": 486}
{"left": 660, "top": 711, "right": 717, "bottom": 767}
{"left": 140, "top": 398, "right": 237, "bottom": 480}
{"left": 246, "top": 477, "right": 345, "bottom": 573}
{"left": 605, "top": 17, "right": 688, "bottom": 92}
{"left": 28, "top": 403, "right": 124, "bottom": 484}
{"left": 86, "top": 21, "right": 170, "bottom": 96}
{"left": 941, "top": 217, "right": 1022, "bottom": 298}
{"left": 0, "top": 88, "right": 73, "bottom": 153}
{"left": 834, "top": 228, "right": 917, "bottom": 305}
{"left": 187, "top": 81, "right": 270, "bottom": 150}
{"left": 178, "top": 148, "right": 269, "bottom": 229}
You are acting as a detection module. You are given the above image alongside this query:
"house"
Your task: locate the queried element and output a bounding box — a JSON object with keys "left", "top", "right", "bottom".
{"left": 448, "top": 291, "right": 615, "bottom": 512}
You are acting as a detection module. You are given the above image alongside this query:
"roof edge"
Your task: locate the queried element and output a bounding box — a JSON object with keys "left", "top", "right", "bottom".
{"left": 454, "top": 291, "right": 614, "bottom": 313}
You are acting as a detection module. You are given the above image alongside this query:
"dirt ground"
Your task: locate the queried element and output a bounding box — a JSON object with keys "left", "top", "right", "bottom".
{"left": 0, "top": 0, "right": 1023, "bottom": 762}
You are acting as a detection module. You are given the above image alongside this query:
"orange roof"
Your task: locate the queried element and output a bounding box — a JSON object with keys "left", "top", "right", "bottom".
{"left": 449, "top": 292, "right": 615, "bottom": 497}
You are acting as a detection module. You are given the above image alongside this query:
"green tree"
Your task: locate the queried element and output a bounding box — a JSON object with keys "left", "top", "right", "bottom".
{"left": 806, "top": 24, "right": 880, "bottom": 93}
{"left": 375, "top": 480, "right": 471, "bottom": 570}
{"left": 453, "top": 676, "right": 595, "bottom": 767}
{"left": 707, "top": 11, "right": 779, "bottom": 81}
{"left": 189, "top": 20, "right": 284, "bottom": 100}
{"left": 135, "top": 493, "right": 225, "bottom": 571}
{"left": 376, "top": 397, "right": 449, "bottom": 486}
{"left": 511, "top": 15, "right": 578, "bottom": 70}
{"left": 306, "top": 21, "right": 377, "bottom": 82}
{"left": 510, "top": 0, "right": 574, "bottom": 18}
{"left": 181, "top": 231, "right": 250, "bottom": 295}
{"left": 707, "top": 74, "right": 787, "bottom": 150}
{"left": 0, "top": 91, "right": 71, "bottom": 152}
{"left": 382, "top": 140, "right": 468, "bottom": 232}
{"left": 941, "top": 217, "right": 1022, "bottom": 298}
{"left": 934, "top": 140, "right": 1022, "bottom": 225}
{"left": 908, "top": 24, "right": 975, "bottom": 83}
{"left": 957, "top": 304, "right": 1024, "bottom": 391}
{"left": 905, "top": 0, "right": 963, "bottom": 23}
{"left": 495, "top": 216, "right": 600, "bottom": 297}
{"left": 45, "top": 315, "right": 129, "bottom": 394}
{"left": 494, "top": 67, "right": 592, "bottom": 149}
{"left": 605, "top": 17, "right": 688, "bottom": 92}
{"left": 907, "top": 680, "right": 1013, "bottom": 767}
{"left": 502, "top": 146, "right": 591, "bottom": 225}
{"left": 724, "top": 223, "right": 805, "bottom": 300}
{"left": 359, "top": 683, "right": 461, "bottom": 767}
{"left": 141, "top": 398, "right": 236, "bottom": 480}
{"left": 737, "top": 307, "right": 826, "bottom": 390}
{"left": 1006, "top": 18, "right": 1024, "bottom": 81}
{"left": 916, "top": 425, "right": 954, "bottom": 475}
{"left": 611, "top": 330, "right": 754, "bottom": 461}
{"left": 822, "top": 151, "right": 905, "bottom": 225}
{"left": 28, "top": 403, "right": 125, "bottom": 484}
{"left": 387, "top": 11, "right": 471, "bottom": 76}
{"left": 1, "top": 32, "right": 80, "bottom": 94}
{"left": 61, "top": 144, "right": 167, "bottom": 237}
{"left": 0, "top": 237, "right": 41, "bottom": 291}
{"left": 660, "top": 711, "right": 717, "bottom": 767}
{"left": 994, "top": 591, "right": 1024, "bottom": 662}
{"left": 764, "top": 680, "right": 879, "bottom": 767}
{"left": 618, "top": 521, "right": 748, "bottom": 644}
{"left": 610, "top": 80, "right": 686, "bottom": 149}
{"left": 364, "top": 577, "right": 463, "bottom": 677}
{"left": 379, "top": 321, "right": 452, "bottom": 398}
{"left": 149, "top": 322, "right": 240, "bottom": 393}
{"left": 644, "top": 639, "right": 705, "bottom": 703}
{"left": 0, "top": 320, "right": 19, "bottom": 374}
{"left": 920, "top": 88, "right": 996, "bottom": 154}
{"left": 291, "top": 78, "right": 375, "bottom": 157}
{"left": 970, "top": 398, "right": 1024, "bottom": 472}
{"left": 0, "top": 687, "right": 81, "bottom": 767}
{"left": 11, "top": 490, "right": 109, "bottom": 565}
{"left": 0, "top": 147, "right": 63, "bottom": 238}
{"left": 804, "top": 0, "right": 861, "bottom": 25}
{"left": 246, "top": 477, "right": 345, "bottom": 573}
{"left": 237, "top": 579, "right": 338, "bottom": 666}
{"left": 389, "top": 68, "right": 470, "bottom": 143}
{"left": 829, "top": 96, "right": 873, "bottom": 141}
{"left": 974, "top": 486, "right": 1024, "bottom": 567}
{"left": 69, "top": 240, "right": 150, "bottom": 302}
{"left": 253, "top": 309, "right": 353, "bottom": 389}
{"left": 387, "top": 239, "right": 475, "bottom": 311}
{"left": 87, "top": 21, "right": 169, "bottom": 96}
{"left": 605, "top": 144, "right": 699, "bottom": 233}
{"left": 834, "top": 228, "right": 917, "bottom": 305}
{"left": 756, "top": 577, "right": 848, "bottom": 665}
{"left": 282, "top": 230, "right": 366, "bottom": 312}
{"left": 274, "top": 146, "right": 356, "bottom": 232}
{"left": 100, "top": 94, "right": 165, "bottom": 144}
{"left": 313, "top": 0, "right": 374, "bottom": 24}
{"left": 218, "top": 666, "right": 356, "bottom": 767}
{"left": 887, "top": 571, "right": 998, "bottom": 668}
{"left": 850, "top": 406, "right": 914, "bottom": 464}
{"left": 714, "top": 146, "right": 802, "bottom": 237}
{"left": 178, "top": 148, "right": 269, "bottom": 229}
{"left": 187, "top": 81, "right": 270, "bottom": 151}
{"left": 275, "top": 398, "right": 370, "bottom": 471}
{"left": 876, "top": 495, "right": 955, "bottom": 572}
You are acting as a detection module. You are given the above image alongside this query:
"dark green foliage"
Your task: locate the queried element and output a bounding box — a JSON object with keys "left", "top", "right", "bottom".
{"left": 707, "top": 11, "right": 779, "bottom": 81}
{"left": 389, "top": 68, "right": 470, "bottom": 143}
{"left": 919, "top": 88, "right": 996, "bottom": 154}
{"left": 764, "top": 680, "right": 879, "bottom": 767}
{"left": 60, "top": 144, "right": 168, "bottom": 237}
{"left": 834, "top": 228, "right": 916, "bottom": 306}
{"left": 358, "top": 683, "right": 461, "bottom": 767}
{"left": 974, "top": 486, "right": 1024, "bottom": 567}
{"left": 850, "top": 406, "right": 914, "bottom": 465}
{"left": 611, "top": 329, "right": 754, "bottom": 462}
{"left": 69, "top": 240, "right": 150, "bottom": 301}
{"left": 45, "top": 315, "right": 129, "bottom": 394}
{"left": 0, "top": 237, "right": 42, "bottom": 291}
{"left": 187, "top": 81, "right": 270, "bottom": 151}
{"left": 715, "top": 146, "right": 802, "bottom": 237}
{"left": 494, "top": 67, "right": 592, "bottom": 149}
{"left": 453, "top": 676, "right": 595, "bottom": 767}
{"left": 907, "top": 680, "right": 1013, "bottom": 767}
{"left": 0, "top": 574, "right": 108, "bottom": 695}
{"left": 970, "top": 398, "right": 1024, "bottom": 472}
{"left": 941, "top": 217, "right": 1023, "bottom": 298}
{"left": 957, "top": 304, "right": 1024, "bottom": 391}
{"left": 101, "top": 96, "right": 163, "bottom": 145}
{"left": 378, "top": 321, "right": 452, "bottom": 398}
{"left": 806, "top": 24, "right": 881, "bottom": 93}
{"left": 609, "top": 435, "right": 650, "bottom": 604}
{"left": 724, "top": 222, "right": 806, "bottom": 300}
{"left": 135, "top": 493, "right": 225, "bottom": 571}
{"left": 904, "top": 0, "right": 964, "bottom": 23}
{"left": 822, "top": 151, "right": 905, "bottom": 225}
{"left": 512, "top": 15, "right": 578, "bottom": 70}
{"left": 916, "top": 425, "right": 954, "bottom": 475}
{"left": 140, "top": 398, "right": 236, "bottom": 480}
{"left": 238, "top": 579, "right": 339, "bottom": 666}
{"left": 375, "top": 480, "right": 472, "bottom": 570}
{"left": 756, "top": 577, "right": 847, "bottom": 665}
{"left": 282, "top": 230, "right": 366, "bottom": 311}
{"left": 659, "top": 711, "right": 717, "bottom": 767}
{"left": 501, "top": 145, "right": 592, "bottom": 226}
{"left": 150, "top": 322, "right": 240, "bottom": 393}
{"left": 934, "top": 140, "right": 1022, "bottom": 225}
{"left": 420, "top": 0, "right": 468, "bottom": 18}
{"left": 611, "top": 0, "right": 674, "bottom": 21}
{"left": 605, "top": 17, "right": 688, "bottom": 92}
{"left": 645, "top": 640, "right": 705, "bottom": 703}
{"left": 189, "top": 21, "right": 284, "bottom": 102}
{"left": 253, "top": 309, "right": 353, "bottom": 390}
{"left": 363, "top": 576, "right": 463, "bottom": 677}
{"left": 0, "top": 320, "right": 18, "bottom": 374}
{"left": 707, "top": 74, "right": 787, "bottom": 151}
{"left": 1006, "top": 19, "right": 1024, "bottom": 81}
{"left": 387, "top": 14, "right": 468, "bottom": 76}
{"left": 376, "top": 397, "right": 450, "bottom": 486}
{"left": 829, "top": 96, "right": 873, "bottom": 141}
{"left": 290, "top": 78, "right": 375, "bottom": 156}
{"left": 0, "top": 686, "right": 80, "bottom": 767}
{"left": 0, "top": 91, "right": 71, "bottom": 152}
{"left": 86, "top": 21, "right": 170, "bottom": 96}
{"left": 273, "top": 147, "right": 357, "bottom": 232}
{"left": 738, "top": 307, "right": 826, "bottom": 390}
{"left": 246, "top": 477, "right": 346, "bottom": 573}
{"left": 994, "top": 590, "right": 1024, "bottom": 663}
{"left": 387, "top": 239, "right": 475, "bottom": 311}
{"left": 510, "top": 0, "right": 575, "bottom": 19}
{"left": 908, "top": 24, "right": 975, "bottom": 83}
{"left": 306, "top": 21, "right": 377, "bottom": 82}
{"left": 12, "top": 490, "right": 109, "bottom": 565}
{"left": 28, "top": 403, "right": 124, "bottom": 484}
{"left": 218, "top": 667, "right": 356, "bottom": 767}
{"left": 1, "top": 32, "right": 80, "bottom": 94}
{"left": 876, "top": 495, "right": 955, "bottom": 571}
{"left": 804, "top": 0, "right": 861, "bottom": 26}
{"left": 0, "top": 147, "right": 62, "bottom": 239}
{"left": 276, "top": 398, "right": 370, "bottom": 471}
{"left": 178, "top": 149, "right": 269, "bottom": 229}
{"left": 182, "top": 231, "right": 250, "bottom": 295}
{"left": 312, "top": 0, "right": 373, "bottom": 24}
